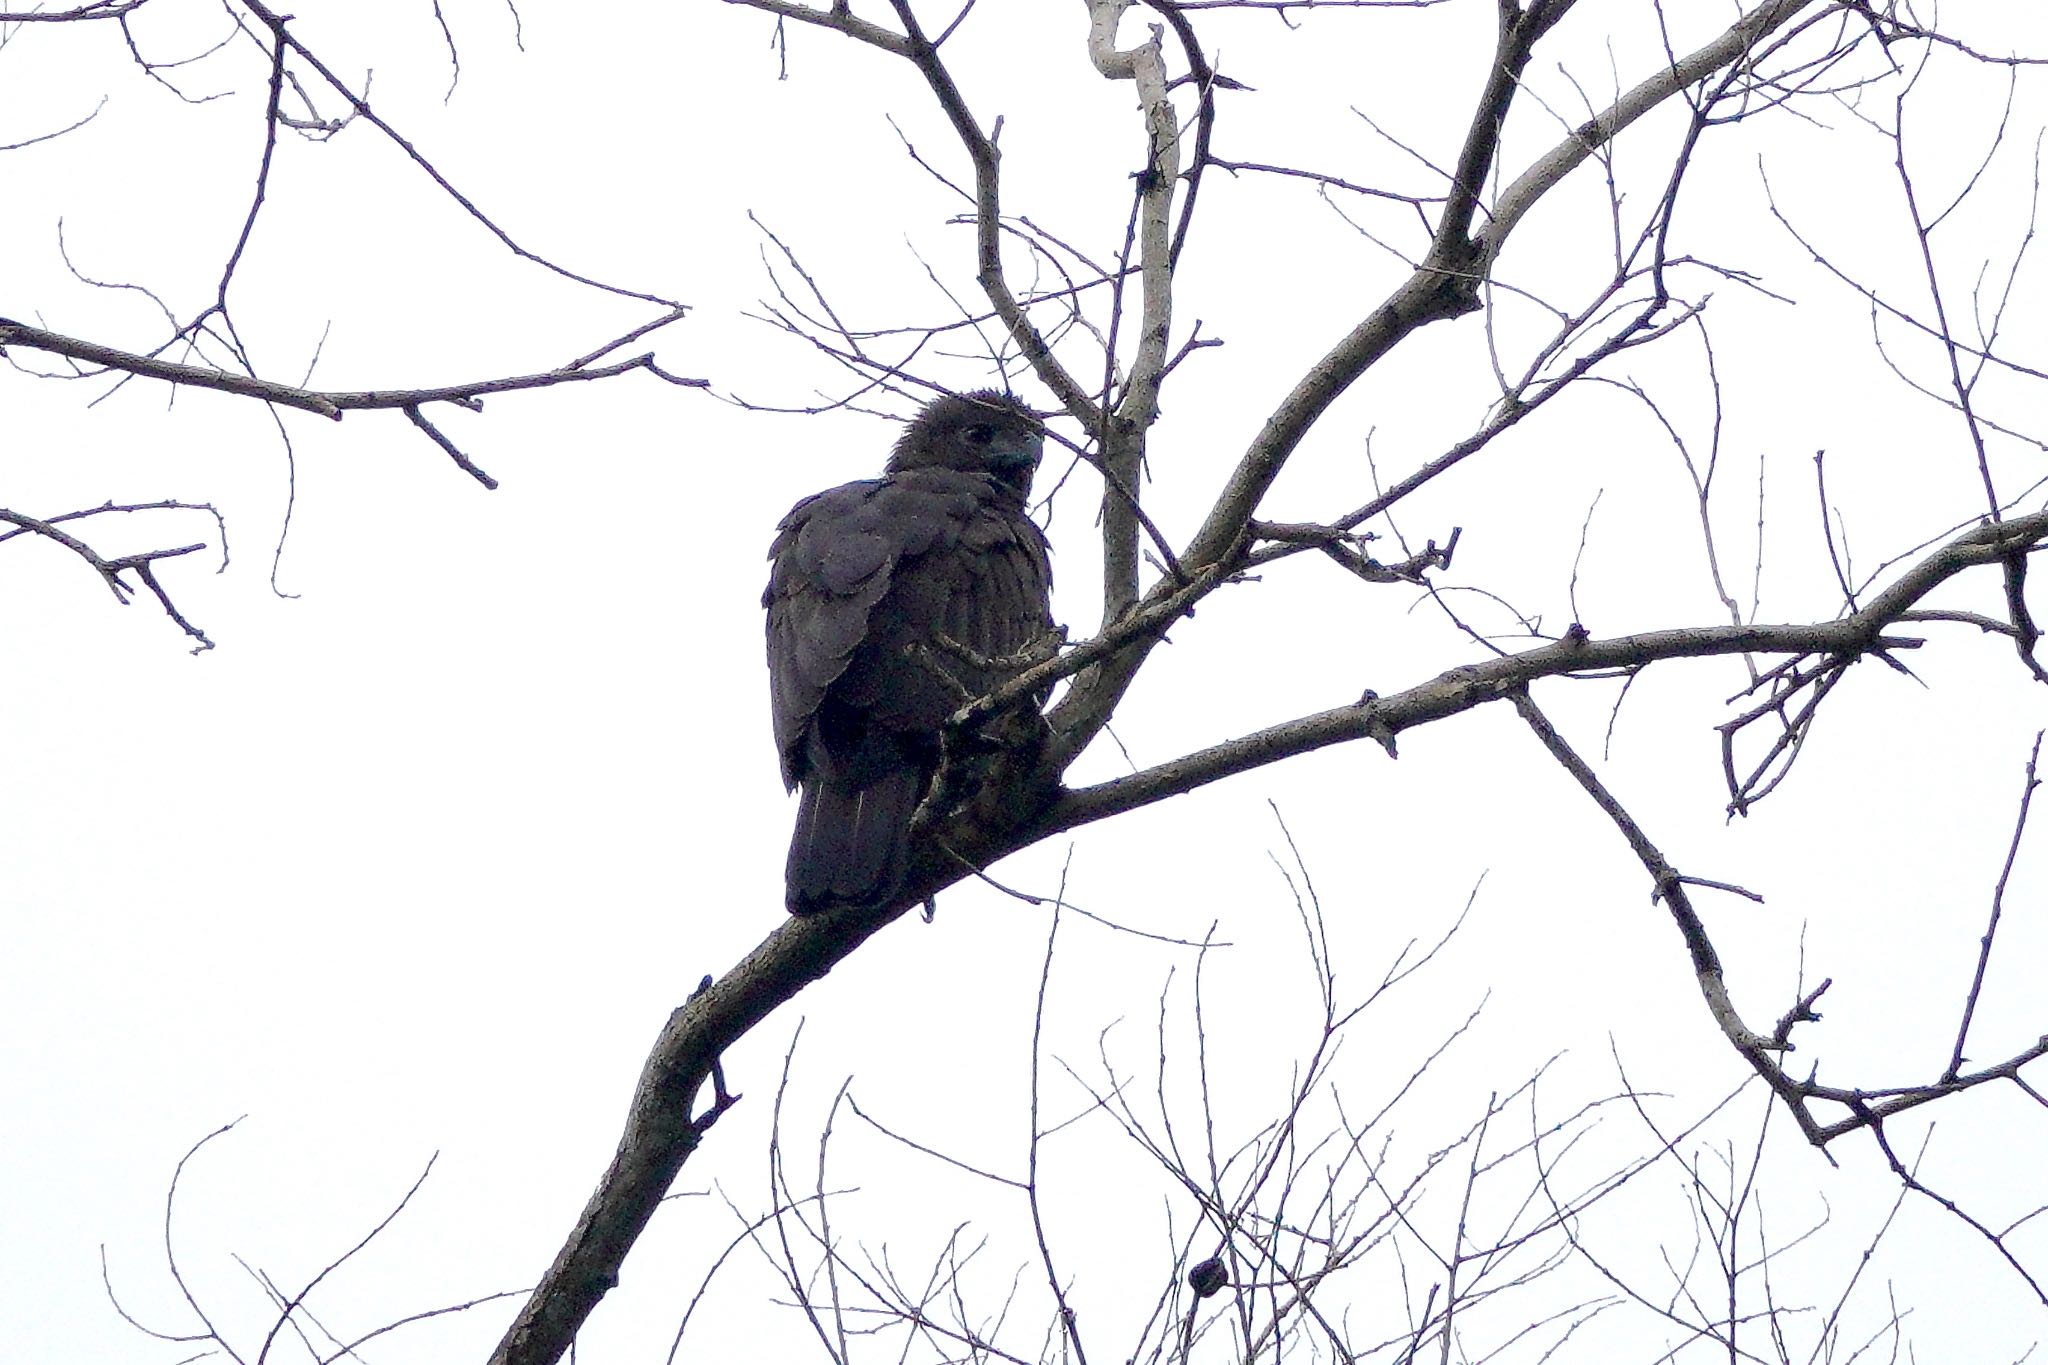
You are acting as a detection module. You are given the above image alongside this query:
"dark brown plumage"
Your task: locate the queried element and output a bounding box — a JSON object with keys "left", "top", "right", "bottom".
{"left": 765, "top": 391, "right": 1055, "bottom": 915}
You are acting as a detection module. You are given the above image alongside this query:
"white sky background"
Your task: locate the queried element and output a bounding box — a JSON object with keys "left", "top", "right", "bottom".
{"left": 3, "top": 1, "right": 2047, "bottom": 1361}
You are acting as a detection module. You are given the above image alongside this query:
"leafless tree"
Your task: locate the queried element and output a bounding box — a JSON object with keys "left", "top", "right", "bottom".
{"left": 10, "top": 2, "right": 2047, "bottom": 1362}
{"left": 500, "top": 7, "right": 2048, "bottom": 1361}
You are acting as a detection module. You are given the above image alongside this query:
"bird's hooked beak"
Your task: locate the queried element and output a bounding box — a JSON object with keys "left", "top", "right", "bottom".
{"left": 989, "top": 431, "right": 1043, "bottom": 473}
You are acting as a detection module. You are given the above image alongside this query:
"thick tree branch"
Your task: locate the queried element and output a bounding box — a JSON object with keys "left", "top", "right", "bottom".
{"left": 1049, "top": 510, "right": 2048, "bottom": 823}
{"left": 1087, "top": 0, "right": 1180, "bottom": 620}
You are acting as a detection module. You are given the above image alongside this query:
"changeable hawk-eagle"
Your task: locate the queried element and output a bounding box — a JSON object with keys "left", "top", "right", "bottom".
{"left": 765, "top": 391, "right": 1055, "bottom": 915}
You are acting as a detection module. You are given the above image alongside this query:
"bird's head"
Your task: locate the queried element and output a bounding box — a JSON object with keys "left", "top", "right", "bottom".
{"left": 887, "top": 389, "right": 1044, "bottom": 491}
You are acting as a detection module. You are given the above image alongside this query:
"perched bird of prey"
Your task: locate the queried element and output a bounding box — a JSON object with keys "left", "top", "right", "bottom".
{"left": 765, "top": 391, "right": 1055, "bottom": 915}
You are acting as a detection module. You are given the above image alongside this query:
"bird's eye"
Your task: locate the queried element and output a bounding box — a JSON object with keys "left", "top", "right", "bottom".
{"left": 963, "top": 425, "right": 995, "bottom": 445}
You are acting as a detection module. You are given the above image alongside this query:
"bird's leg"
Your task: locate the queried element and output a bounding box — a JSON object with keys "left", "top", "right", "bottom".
{"left": 1009, "top": 624, "right": 1069, "bottom": 672}
{"left": 908, "top": 628, "right": 1064, "bottom": 713}
{"left": 928, "top": 626, "right": 1068, "bottom": 674}
{"left": 926, "top": 632, "right": 998, "bottom": 672}
{"left": 907, "top": 640, "right": 981, "bottom": 700}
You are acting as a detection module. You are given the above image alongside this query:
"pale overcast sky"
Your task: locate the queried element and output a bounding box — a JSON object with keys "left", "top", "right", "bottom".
{"left": 3, "top": 3, "right": 2046, "bottom": 1362}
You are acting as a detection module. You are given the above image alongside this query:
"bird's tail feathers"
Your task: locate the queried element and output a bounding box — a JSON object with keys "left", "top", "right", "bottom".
{"left": 785, "top": 766, "right": 924, "bottom": 914}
